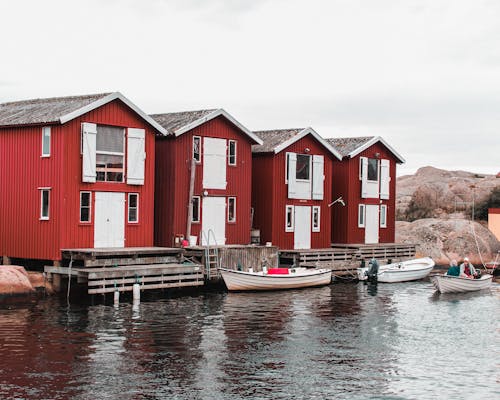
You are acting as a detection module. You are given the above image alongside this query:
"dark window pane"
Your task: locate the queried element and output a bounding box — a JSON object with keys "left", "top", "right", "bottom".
{"left": 80, "top": 208, "right": 89, "bottom": 222}
{"left": 367, "top": 158, "right": 378, "bottom": 181}
{"left": 129, "top": 209, "right": 137, "bottom": 222}
{"left": 193, "top": 137, "right": 200, "bottom": 162}
{"left": 96, "top": 125, "right": 124, "bottom": 152}
{"left": 192, "top": 197, "right": 200, "bottom": 222}
{"left": 296, "top": 154, "right": 310, "bottom": 180}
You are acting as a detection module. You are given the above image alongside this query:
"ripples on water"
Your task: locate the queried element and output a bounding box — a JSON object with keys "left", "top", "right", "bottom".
{"left": 0, "top": 281, "right": 499, "bottom": 400}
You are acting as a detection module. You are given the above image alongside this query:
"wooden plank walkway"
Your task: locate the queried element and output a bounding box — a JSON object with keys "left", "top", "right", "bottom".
{"left": 45, "top": 263, "right": 204, "bottom": 294}
{"left": 279, "top": 243, "right": 417, "bottom": 277}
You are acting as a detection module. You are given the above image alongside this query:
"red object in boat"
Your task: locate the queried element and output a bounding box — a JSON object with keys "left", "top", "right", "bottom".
{"left": 267, "top": 268, "right": 290, "bottom": 275}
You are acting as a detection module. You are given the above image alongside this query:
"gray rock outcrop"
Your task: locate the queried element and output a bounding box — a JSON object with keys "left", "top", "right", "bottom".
{"left": 396, "top": 218, "right": 500, "bottom": 266}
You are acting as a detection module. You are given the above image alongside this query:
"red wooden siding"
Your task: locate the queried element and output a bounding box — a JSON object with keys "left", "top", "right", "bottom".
{"left": 0, "top": 99, "right": 156, "bottom": 261}
{"left": 252, "top": 135, "right": 333, "bottom": 250}
{"left": 154, "top": 116, "right": 253, "bottom": 246}
{"left": 331, "top": 141, "right": 397, "bottom": 244}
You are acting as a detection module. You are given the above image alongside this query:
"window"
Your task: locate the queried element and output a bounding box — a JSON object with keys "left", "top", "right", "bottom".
{"left": 296, "top": 154, "right": 311, "bottom": 180}
{"left": 192, "top": 196, "right": 200, "bottom": 223}
{"left": 285, "top": 205, "right": 294, "bottom": 232}
{"left": 367, "top": 158, "right": 378, "bottom": 181}
{"left": 128, "top": 193, "right": 139, "bottom": 223}
{"left": 193, "top": 136, "right": 201, "bottom": 163}
{"left": 228, "top": 197, "right": 236, "bottom": 222}
{"left": 39, "top": 188, "right": 50, "bottom": 220}
{"left": 380, "top": 204, "right": 387, "bottom": 228}
{"left": 358, "top": 204, "right": 365, "bottom": 227}
{"left": 42, "top": 126, "right": 51, "bottom": 157}
{"left": 80, "top": 192, "right": 91, "bottom": 222}
{"left": 96, "top": 125, "right": 124, "bottom": 182}
{"left": 312, "top": 206, "right": 320, "bottom": 232}
{"left": 228, "top": 140, "right": 237, "bottom": 166}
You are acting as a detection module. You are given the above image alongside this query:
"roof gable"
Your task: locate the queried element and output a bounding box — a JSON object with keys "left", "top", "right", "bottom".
{"left": 150, "top": 109, "right": 263, "bottom": 145}
{"left": 326, "top": 136, "right": 405, "bottom": 163}
{"left": 0, "top": 92, "right": 167, "bottom": 135}
{"left": 252, "top": 127, "right": 342, "bottom": 160}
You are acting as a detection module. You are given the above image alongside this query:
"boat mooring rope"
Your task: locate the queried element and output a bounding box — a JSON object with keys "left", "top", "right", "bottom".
{"left": 470, "top": 220, "right": 487, "bottom": 270}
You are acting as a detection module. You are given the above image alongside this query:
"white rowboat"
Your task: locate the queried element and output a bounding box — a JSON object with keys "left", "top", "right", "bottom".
{"left": 430, "top": 274, "right": 493, "bottom": 294}
{"left": 357, "top": 257, "right": 435, "bottom": 283}
{"left": 219, "top": 267, "right": 332, "bottom": 291}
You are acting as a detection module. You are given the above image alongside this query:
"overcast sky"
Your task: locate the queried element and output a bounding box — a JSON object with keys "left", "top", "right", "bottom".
{"left": 1, "top": 0, "right": 498, "bottom": 176}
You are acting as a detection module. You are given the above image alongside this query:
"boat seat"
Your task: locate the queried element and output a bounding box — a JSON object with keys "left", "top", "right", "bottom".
{"left": 267, "top": 268, "right": 289, "bottom": 275}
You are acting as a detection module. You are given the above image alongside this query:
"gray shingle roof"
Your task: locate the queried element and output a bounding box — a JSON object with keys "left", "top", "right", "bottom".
{"left": 252, "top": 128, "right": 305, "bottom": 153}
{"left": 325, "top": 136, "right": 375, "bottom": 158}
{"left": 0, "top": 93, "right": 111, "bottom": 127}
{"left": 150, "top": 109, "right": 217, "bottom": 134}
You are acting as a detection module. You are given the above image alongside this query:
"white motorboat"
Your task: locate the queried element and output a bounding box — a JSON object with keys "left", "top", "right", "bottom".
{"left": 430, "top": 274, "right": 493, "bottom": 294}
{"left": 357, "top": 257, "right": 435, "bottom": 283}
{"left": 219, "top": 267, "right": 332, "bottom": 291}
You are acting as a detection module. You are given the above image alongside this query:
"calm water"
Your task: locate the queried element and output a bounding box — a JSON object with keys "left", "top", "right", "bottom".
{"left": 0, "top": 281, "right": 499, "bottom": 400}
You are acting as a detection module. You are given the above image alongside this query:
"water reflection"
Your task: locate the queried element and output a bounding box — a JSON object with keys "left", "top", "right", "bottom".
{"left": 0, "top": 282, "right": 498, "bottom": 399}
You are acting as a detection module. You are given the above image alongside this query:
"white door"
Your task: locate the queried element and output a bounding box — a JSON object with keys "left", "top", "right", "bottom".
{"left": 365, "top": 205, "right": 379, "bottom": 244}
{"left": 294, "top": 206, "right": 311, "bottom": 249}
{"left": 203, "top": 137, "right": 227, "bottom": 189}
{"left": 94, "top": 192, "right": 125, "bottom": 248}
{"left": 202, "top": 197, "right": 226, "bottom": 245}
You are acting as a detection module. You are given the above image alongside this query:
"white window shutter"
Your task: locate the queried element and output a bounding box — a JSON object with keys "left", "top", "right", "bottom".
{"left": 127, "top": 128, "right": 146, "bottom": 185}
{"left": 288, "top": 153, "right": 297, "bottom": 198}
{"left": 312, "top": 155, "right": 324, "bottom": 200}
{"left": 360, "top": 156, "right": 368, "bottom": 198}
{"left": 82, "top": 122, "right": 97, "bottom": 183}
{"left": 380, "top": 159, "right": 390, "bottom": 200}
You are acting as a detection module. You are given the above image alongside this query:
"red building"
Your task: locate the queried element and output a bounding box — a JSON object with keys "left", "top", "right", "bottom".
{"left": 151, "top": 109, "right": 262, "bottom": 247}
{"left": 326, "top": 136, "right": 405, "bottom": 244}
{"left": 0, "top": 92, "right": 166, "bottom": 262}
{"left": 252, "top": 128, "right": 342, "bottom": 250}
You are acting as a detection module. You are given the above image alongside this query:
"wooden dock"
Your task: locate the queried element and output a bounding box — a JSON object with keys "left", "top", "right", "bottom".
{"left": 45, "top": 247, "right": 204, "bottom": 294}
{"left": 279, "top": 243, "right": 416, "bottom": 277}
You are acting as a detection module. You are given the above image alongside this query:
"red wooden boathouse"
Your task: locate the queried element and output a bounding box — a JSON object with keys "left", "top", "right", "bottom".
{"left": 251, "top": 128, "right": 342, "bottom": 250}
{"left": 326, "top": 136, "right": 405, "bottom": 244}
{"left": 151, "top": 109, "right": 262, "bottom": 247}
{"left": 0, "top": 92, "right": 166, "bottom": 262}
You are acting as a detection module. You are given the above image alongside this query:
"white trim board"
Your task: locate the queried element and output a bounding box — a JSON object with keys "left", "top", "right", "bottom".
{"left": 173, "top": 109, "right": 263, "bottom": 145}
{"left": 59, "top": 92, "right": 168, "bottom": 136}
{"left": 273, "top": 127, "right": 342, "bottom": 160}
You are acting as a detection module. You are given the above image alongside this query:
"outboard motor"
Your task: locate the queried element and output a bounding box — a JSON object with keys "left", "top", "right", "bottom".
{"left": 366, "top": 258, "right": 379, "bottom": 283}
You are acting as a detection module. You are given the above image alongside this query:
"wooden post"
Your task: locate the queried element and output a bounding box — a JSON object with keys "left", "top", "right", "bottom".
{"left": 2, "top": 255, "right": 11, "bottom": 265}
{"left": 186, "top": 158, "right": 196, "bottom": 241}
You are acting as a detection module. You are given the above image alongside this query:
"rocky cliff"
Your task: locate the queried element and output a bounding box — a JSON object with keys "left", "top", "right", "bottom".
{"left": 396, "top": 218, "right": 499, "bottom": 266}
{"left": 397, "top": 166, "right": 498, "bottom": 219}
{"left": 395, "top": 166, "right": 500, "bottom": 266}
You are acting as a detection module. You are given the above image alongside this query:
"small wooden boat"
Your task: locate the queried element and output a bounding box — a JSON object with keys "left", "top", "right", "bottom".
{"left": 357, "top": 257, "right": 435, "bottom": 283}
{"left": 219, "top": 267, "right": 332, "bottom": 291}
{"left": 430, "top": 274, "right": 493, "bottom": 294}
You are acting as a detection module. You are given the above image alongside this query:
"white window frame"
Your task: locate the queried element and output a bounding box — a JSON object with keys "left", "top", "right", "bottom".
{"left": 228, "top": 140, "right": 237, "bottom": 166}
{"left": 39, "top": 188, "right": 51, "bottom": 220}
{"left": 295, "top": 153, "right": 312, "bottom": 182}
{"left": 80, "top": 191, "right": 92, "bottom": 223}
{"left": 380, "top": 204, "right": 387, "bottom": 228}
{"left": 285, "top": 205, "right": 294, "bottom": 232}
{"left": 358, "top": 204, "right": 365, "bottom": 228}
{"left": 312, "top": 206, "right": 321, "bottom": 232}
{"left": 42, "top": 126, "right": 51, "bottom": 157}
{"left": 127, "top": 193, "right": 139, "bottom": 223}
{"left": 193, "top": 136, "right": 201, "bottom": 163}
{"left": 192, "top": 196, "right": 201, "bottom": 223}
{"left": 285, "top": 152, "right": 291, "bottom": 183}
{"left": 227, "top": 196, "right": 236, "bottom": 223}
{"left": 96, "top": 125, "right": 125, "bottom": 183}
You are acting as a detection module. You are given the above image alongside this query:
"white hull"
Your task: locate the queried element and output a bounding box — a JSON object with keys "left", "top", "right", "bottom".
{"left": 219, "top": 268, "right": 332, "bottom": 291}
{"left": 357, "top": 257, "right": 435, "bottom": 283}
{"left": 430, "top": 274, "right": 493, "bottom": 294}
